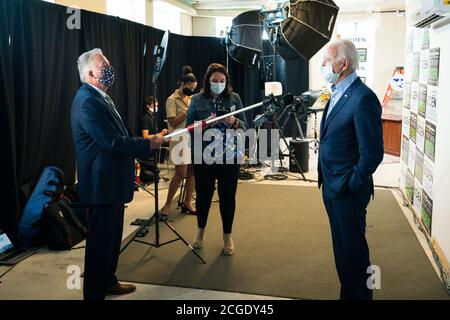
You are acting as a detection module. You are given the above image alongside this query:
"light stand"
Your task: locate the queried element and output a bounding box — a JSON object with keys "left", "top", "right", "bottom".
{"left": 120, "top": 31, "right": 205, "bottom": 264}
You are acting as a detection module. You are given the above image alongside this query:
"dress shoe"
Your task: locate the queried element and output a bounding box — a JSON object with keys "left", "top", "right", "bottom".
{"left": 105, "top": 282, "right": 136, "bottom": 296}
{"left": 223, "top": 234, "right": 235, "bottom": 256}
{"left": 193, "top": 228, "right": 205, "bottom": 249}
{"left": 181, "top": 203, "right": 196, "bottom": 215}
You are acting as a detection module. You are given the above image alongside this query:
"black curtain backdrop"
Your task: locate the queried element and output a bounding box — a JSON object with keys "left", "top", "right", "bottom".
{"left": 0, "top": 0, "right": 308, "bottom": 234}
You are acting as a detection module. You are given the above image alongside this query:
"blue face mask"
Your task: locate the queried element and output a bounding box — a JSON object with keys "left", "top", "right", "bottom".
{"left": 210, "top": 82, "right": 226, "bottom": 95}
{"left": 98, "top": 66, "right": 115, "bottom": 87}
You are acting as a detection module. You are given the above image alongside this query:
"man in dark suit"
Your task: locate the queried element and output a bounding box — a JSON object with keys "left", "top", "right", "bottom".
{"left": 71, "top": 49, "right": 165, "bottom": 300}
{"left": 318, "top": 40, "right": 384, "bottom": 300}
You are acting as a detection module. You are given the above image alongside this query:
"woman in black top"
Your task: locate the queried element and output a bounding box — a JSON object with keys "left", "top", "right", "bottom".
{"left": 186, "top": 63, "right": 247, "bottom": 256}
{"left": 139, "top": 96, "right": 168, "bottom": 184}
{"left": 140, "top": 96, "right": 167, "bottom": 138}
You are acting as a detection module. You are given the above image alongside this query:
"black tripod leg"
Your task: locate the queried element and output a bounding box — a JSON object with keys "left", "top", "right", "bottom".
{"left": 119, "top": 216, "right": 155, "bottom": 254}
{"left": 160, "top": 218, "right": 206, "bottom": 264}
{"left": 294, "top": 113, "right": 305, "bottom": 140}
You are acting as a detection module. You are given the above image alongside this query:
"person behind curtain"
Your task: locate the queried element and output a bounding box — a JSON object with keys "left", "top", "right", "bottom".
{"left": 186, "top": 63, "right": 247, "bottom": 256}
{"left": 139, "top": 96, "right": 168, "bottom": 183}
{"left": 71, "top": 49, "right": 165, "bottom": 300}
{"left": 159, "top": 66, "right": 197, "bottom": 216}
{"left": 318, "top": 39, "right": 384, "bottom": 300}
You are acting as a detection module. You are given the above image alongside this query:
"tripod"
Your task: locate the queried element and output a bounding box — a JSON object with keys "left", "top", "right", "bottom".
{"left": 277, "top": 102, "right": 305, "bottom": 140}
{"left": 120, "top": 164, "right": 204, "bottom": 264}
{"left": 120, "top": 31, "right": 205, "bottom": 264}
{"left": 264, "top": 113, "right": 307, "bottom": 181}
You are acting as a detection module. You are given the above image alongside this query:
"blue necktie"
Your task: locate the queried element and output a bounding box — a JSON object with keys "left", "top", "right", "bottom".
{"left": 326, "top": 85, "right": 337, "bottom": 119}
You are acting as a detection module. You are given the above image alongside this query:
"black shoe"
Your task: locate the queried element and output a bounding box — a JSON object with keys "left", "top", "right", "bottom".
{"left": 181, "top": 203, "right": 196, "bottom": 215}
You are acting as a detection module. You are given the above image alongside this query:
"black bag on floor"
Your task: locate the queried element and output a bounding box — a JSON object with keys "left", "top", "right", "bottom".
{"left": 42, "top": 200, "right": 87, "bottom": 251}
{"left": 62, "top": 183, "right": 87, "bottom": 228}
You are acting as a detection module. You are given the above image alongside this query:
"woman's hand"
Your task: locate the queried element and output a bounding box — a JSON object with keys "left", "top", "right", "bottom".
{"left": 222, "top": 116, "right": 236, "bottom": 126}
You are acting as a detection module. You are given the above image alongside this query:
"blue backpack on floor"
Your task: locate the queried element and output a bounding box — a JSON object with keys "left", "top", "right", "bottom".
{"left": 17, "top": 166, "right": 64, "bottom": 247}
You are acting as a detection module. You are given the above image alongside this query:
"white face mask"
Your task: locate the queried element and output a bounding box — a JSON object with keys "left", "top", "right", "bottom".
{"left": 148, "top": 105, "right": 158, "bottom": 113}
{"left": 210, "top": 82, "right": 226, "bottom": 95}
{"left": 320, "top": 62, "right": 340, "bottom": 84}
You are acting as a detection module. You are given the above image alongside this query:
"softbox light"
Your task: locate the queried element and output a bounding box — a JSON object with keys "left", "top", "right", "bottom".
{"left": 229, "top": 10, "right": 263, "bottom": 68}
{"left": 277, "top": 0, "right": 339, "bottom": 60}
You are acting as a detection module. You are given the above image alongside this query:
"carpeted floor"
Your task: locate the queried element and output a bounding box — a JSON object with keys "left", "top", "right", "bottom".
{"left": 116, "top": 183, "right": 449, "bottom": 300}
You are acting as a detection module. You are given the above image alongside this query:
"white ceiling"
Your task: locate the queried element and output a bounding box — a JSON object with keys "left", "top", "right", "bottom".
{"left": 187, "top": 0, "right": 405, "bottom": 13}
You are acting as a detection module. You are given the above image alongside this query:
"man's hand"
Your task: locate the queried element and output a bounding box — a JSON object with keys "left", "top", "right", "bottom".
{"left": 148, "top": 134, "right": 165, "bottom": 150}
{"left": 160, "top": 128, "right": 169, "bottom": 136}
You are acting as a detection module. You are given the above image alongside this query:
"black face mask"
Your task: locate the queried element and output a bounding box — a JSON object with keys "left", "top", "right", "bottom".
{"left": 182, "top": 88, "right": 194, "bottom": 96}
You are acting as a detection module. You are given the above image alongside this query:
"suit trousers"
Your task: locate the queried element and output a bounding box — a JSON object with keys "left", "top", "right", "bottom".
{"left": 83, "top": 203, "right": 125, "bottom": 300}
{"left": 322, "top": 189, "right": 373, "bottom": 300}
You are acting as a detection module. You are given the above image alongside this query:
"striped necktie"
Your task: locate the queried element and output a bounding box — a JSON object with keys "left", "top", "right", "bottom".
{"left": 104, "top": 94, "right": 128, "bottom": 135}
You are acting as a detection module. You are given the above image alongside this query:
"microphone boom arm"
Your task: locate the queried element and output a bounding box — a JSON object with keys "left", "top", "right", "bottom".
{"left": 164, "top": 95, "right": 278, "bottom": 140}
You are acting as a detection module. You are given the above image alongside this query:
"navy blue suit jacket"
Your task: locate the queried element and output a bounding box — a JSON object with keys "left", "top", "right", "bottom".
{"left": 318, "top": 77, "right": 384, "bottom": 200}
{"left": 71, "top": 84, "right": 151, "bottom": 205}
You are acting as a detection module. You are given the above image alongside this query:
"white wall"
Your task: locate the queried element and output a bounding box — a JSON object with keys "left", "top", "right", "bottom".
{"left": 192, "top": 16, "right": 216, "bottom": 37}
{"left": 309, "top": 12, "right": 406, "bottom": 103}
{"left": 180, "top": 12, "right": 193, "bottom": 36}
{"left": 145, "top": 0, "right": 153, "bottom": 27}
{"left": 429, "top": 21, "right": 450, "bottom": 267}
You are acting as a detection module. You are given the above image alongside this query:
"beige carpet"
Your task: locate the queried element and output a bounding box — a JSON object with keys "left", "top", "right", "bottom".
{"left": 116, "top": 184, "right": 449, "bottom": 300}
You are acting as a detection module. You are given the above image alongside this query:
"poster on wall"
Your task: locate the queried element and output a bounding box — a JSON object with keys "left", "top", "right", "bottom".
{"left": 414, "top": 150, "right": 424, "bottom": 183}
{"left": 418, "top": 84, "right": 427, "bottom": 117}
{"left": 400, "top": 26, "right": 441, "bottom": 233}
{"left": 412, "top": 52, "right": 420, "bottom": 82}
{"left": 424, "top": 121, "right": 436, "bottom": 161}
{"left": 402, "top": 110, "right": 410, "bottom": 139}
{"left": 416, "top": 115, "right": 426, "bottom": 153}
{"left": 404, "top": 81, "right": 411, "bottom": 108}
{"left": 406, "top": 170, "right": 415, "bottom": 202}
{"left": 422, "top": 191, "right": 433, "bottom": 233}
{"left": 409, "top": 112, "right": 417, "bottom": 143}
{"left": 428, "top": 48, "right": 440, "bottom": 86}
{"left": 408, "top": 139, "right": 416, "bottom": 172}
{"left": 357, "top": 48, "right": 367, "bottom": 62}
{"left": 422, "top": 156, "right": 434, "bottom": 197}
{"left": 410, "top": 82, "right": 419, "bottom": 113}
{"left": 402, "top": 136, "right": 409, "bottom": 164}
{"left": 413, "top": 179, "right": 422, "bottom": 214}
{"left": 419, "top": 50, "right": 429, "bottom": 84}
{"left": 405, "top": 53, "right": 413, "bottom": 82}
{"left": 426, "top": 85, "right": 438, "bottom": 124}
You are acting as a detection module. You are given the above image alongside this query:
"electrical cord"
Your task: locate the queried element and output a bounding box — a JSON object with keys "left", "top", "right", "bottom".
{"left": 264, "top": 173, "right": 288, "bottom": 180}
